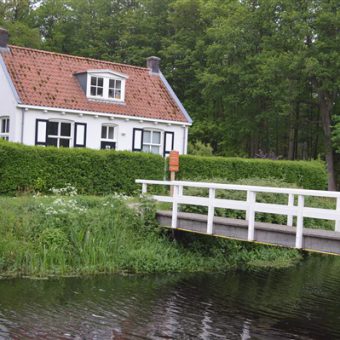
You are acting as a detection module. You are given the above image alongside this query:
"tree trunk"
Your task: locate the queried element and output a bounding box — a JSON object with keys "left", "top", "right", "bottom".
{"left": 319, "top": 91, "right": 336, "bottom": 191}
{"left": 288, "top": 110, "right": 295, "bottom": 160}
{"left": 288, "top": 103, "right": 300, "bottom": 160}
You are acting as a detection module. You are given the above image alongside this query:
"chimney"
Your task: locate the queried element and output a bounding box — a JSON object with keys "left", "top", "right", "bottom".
{"left": 0, "top": 28, "right": 9, "bottom": 49}
{"left": 147, "top": 56, "right": 161, "bottom": 74}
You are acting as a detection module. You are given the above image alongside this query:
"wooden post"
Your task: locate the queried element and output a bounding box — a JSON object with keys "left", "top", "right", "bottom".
{"left": 170, "top": 171, "right": 176, "bottom": 196}
{"left": 336, "top": 197, "right": 340, "bottom": 232}
{"left": 247, "top": 191, "right": 256, "bottom": 241}
{"left": 295, "top": 195, "right": 304, "bottom": 249}
{"left": 207, "top": 188, "right": 215, "bottom": 235}
{"left": 169, "top": 151, "right": 179, "bottom": 196}
{"left": 171, "top": 185, "right": 178, "bottom": 229}
{"left": 287, "top": 193, "right": 294, "bottom": 227}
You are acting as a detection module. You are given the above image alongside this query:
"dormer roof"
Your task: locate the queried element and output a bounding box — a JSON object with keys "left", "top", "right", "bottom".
{"left": 0, "top": 45, "right": 191, "bottom": 123}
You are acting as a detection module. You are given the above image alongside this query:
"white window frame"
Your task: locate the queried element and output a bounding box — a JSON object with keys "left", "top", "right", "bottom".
{"left": 46, "top": 119, "right": 73, "bottom": 148}
{"left": 142, "top": 129, "right": 162, "bottom": 155}
{"left": 0, "top": 116, "right": 10, "bottom": 141}
{"left": 90, "top": 76, "right": 104, "bottom": 97}
{"left": 86, "top": 70, "right": 128, "bottom": 103}
{"left": 108, "top": 79, "right": 123, "bottom": 100}
{"left": 101, "top": 124, "right": 117, "bottom": 142}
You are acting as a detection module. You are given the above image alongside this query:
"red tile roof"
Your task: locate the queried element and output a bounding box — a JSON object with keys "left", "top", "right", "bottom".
{"left": 1, "top": 45, "right": 189, "bottom": 123}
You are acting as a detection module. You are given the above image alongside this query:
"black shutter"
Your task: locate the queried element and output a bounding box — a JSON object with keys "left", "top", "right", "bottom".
{"left": 74, "top": 123, "right": 87, "bottom": 147}
{"left": 163, "top": 131, "right": 174, "bottom": 156}
{"left": 132, "top": 128, "right": 143, "bottom": 151}
{"left": 35, "top": 119, "right": 48, "bottom": 146}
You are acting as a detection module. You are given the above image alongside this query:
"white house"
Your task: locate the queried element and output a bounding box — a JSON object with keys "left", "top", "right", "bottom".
{"left": 0, "top": 28, "right": 192, "bottom": 156}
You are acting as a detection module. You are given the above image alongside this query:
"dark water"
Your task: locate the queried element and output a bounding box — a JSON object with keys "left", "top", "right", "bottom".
{"left": 1, "top": 256, "right": 340, "bottom": 339}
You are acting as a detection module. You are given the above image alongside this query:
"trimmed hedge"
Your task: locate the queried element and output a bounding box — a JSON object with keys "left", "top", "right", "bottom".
{"left": 178, "top": 155, "right": 327, "bottom": 190}
{"left": 0, "top": 141, "right": 327, "bottom": 195}
{"left": 0, "top": 140, "right": 164, "bottom": 195}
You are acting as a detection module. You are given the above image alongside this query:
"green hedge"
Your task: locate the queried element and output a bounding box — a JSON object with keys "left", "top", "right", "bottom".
{"left": 0, "top": 141, "right": 327, "bottom": 195}
{"left": 178, "top": 155, "right": 327, "bottom": 190}
{"left": 0, "top": 140, "right": 164, "bottom": 195}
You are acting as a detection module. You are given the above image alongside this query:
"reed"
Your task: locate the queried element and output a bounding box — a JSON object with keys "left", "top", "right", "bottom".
{"left": 0, "top": 194, "right": 301, "bottom": 278}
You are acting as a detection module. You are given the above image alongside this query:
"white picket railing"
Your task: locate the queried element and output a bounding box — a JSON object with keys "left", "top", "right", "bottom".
{"left": 136, "top": 179, "right": 340, "bottom": 249}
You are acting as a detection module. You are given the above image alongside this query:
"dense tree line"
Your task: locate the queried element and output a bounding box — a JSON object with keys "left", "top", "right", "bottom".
{"left": 1, "top": 0, "right": 339, "bottom": 189}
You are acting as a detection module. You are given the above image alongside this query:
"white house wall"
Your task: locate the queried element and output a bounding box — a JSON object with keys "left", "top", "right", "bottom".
{"left": 0, "top": 55, "right": 20, "bottom": 141}
{"left": 22, "top": 109, "right": 188, "bottom": 154}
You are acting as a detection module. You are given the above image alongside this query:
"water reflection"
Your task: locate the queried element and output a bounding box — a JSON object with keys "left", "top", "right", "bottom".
{"left": 1, "top": 255, "right": 340, "bottom": 339}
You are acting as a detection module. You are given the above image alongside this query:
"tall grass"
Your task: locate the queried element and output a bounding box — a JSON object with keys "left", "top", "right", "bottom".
{"left": 0, "top": 194, "right": 301, "bottom": 278}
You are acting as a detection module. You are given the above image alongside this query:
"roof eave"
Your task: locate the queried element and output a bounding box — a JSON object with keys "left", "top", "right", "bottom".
{"left": 0, "top": 52, "right": 21, "bottom": 104}
{"left": 17, "top": 104, "right": 191, "bottom": 126}
{"left": 159, "top": 71, "right": 193, "bottom": 125}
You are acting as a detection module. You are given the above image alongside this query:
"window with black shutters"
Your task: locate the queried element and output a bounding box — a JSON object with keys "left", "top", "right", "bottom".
{"left": 101, "top": 124, "right": 116, "bottom": 150}
{"left": 142, "top": 130, "right": 161, "bottom": 154}
{"left": 46, "top": 121, "right": 72, "bottom": 148}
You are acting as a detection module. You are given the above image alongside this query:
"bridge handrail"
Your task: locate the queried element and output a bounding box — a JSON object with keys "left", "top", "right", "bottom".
{"left": 136, "top": 179, "right": 340, "bottom": 249}
{"left": 136, "top": 179, "right": 340, "bottom": 198}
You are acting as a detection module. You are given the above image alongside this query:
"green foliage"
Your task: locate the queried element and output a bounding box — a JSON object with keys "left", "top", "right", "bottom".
{"left": 188, "top": 141, "right": 213, "bottom": 156}
{"left": 0, "top": 0, "right": 41, "bottom": 48}
{"left": 0, "top": 141, "right": 327, "bottom": 196}
{"left": 0, "top": 195, "right": 301, "bottom": 277}
{"left": 1, "top": 0, "right": 339, "bottom": 186}
{"left": 333, "top": 115, "right": 340, "bottom": 154}
{"left": 178, "top": 155, "right": 327, "bottom": 190}
{"left": 0, "top": 140, "right": 164, "bottom": 195}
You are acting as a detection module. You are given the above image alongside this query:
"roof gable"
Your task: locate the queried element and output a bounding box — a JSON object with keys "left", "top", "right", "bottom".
{"left": 1, "top": 46, "right": 189, "bottom": 123}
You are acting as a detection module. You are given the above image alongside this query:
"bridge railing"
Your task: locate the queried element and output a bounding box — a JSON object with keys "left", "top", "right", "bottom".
{"left": 135, "top": 180, "right": 340, "bottom": 249}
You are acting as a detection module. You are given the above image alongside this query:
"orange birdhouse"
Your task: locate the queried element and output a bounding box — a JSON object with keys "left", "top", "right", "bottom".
{"left": 169, "top": 150, "right": 179, "bottom": 172}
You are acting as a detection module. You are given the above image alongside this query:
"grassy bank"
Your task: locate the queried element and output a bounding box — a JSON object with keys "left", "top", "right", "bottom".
{"left": 0, "top": 194, "right": 301, "bottom": 278}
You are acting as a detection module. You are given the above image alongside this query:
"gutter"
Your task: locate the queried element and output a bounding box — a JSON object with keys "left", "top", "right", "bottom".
{"left": 17, "top": 104, "right": 191, "bottom": 127}
{"left": 21, "top": 108, "right": 25, "bottom": 143}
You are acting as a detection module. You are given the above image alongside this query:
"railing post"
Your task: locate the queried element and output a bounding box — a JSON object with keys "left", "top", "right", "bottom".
{"left": 207, "top": 188, "right": 215, "bottom": 235}
{"left": 336, "top": 197, "right": 340, "bottom": 232}
{"left": 171, "top": 185, "right": 179, "bottom": 229}
{"left": 295, "top": 195, "right": 304, "bottom": 249}
{"left": 287, "top": 193, "right": 294, "bottom": 227}
{"left": 142, "top": 183, "right": 148, "bottom": 194}
{"left": 178, "top": 185, "right": 183, "bottom": 197}
{"left": 247, "top": 191, "right": 256, "bottom": 241}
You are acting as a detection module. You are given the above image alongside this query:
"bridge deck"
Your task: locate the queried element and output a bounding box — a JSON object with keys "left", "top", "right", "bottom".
{"left": 157, "top": 211, "right": 340, "bottom": 255}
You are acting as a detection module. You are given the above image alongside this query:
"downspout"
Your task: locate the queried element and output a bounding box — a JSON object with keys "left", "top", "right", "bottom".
{"left": 21, "top": 108, "right": 25, "bottom": 143}
{"left": 183, "top": 126, "right": 188, "bottom": 155}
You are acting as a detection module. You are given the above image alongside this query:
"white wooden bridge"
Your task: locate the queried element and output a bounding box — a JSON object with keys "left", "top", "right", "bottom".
{"left": 136, "top": 179, "right": 340, "bottom": 255}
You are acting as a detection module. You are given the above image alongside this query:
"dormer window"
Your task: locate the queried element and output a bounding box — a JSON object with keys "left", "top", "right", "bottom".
{"left": 109, "top": 79, "right": 122, "bottom": 100}
{"left": 90, "top": 77, "right": 104, "bottom": 97}
{"left": 75, "top": 69, "right": 128, "bottom": 103}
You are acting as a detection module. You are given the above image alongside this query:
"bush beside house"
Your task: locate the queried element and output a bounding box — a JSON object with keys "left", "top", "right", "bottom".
{"left": 0, "top": 140, "right": 164, "bottom": 195}
{"left": 0, "top": 140, "right": 327, "bottom": 195}
{"left": 178, "top": 155, "right": 327, "bottom": 190}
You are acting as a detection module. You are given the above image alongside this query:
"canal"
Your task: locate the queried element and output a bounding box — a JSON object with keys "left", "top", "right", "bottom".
{"left": 1, "top": 255, "right": 340, "bottom": 339}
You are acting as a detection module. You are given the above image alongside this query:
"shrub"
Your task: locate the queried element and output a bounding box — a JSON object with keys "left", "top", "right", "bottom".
{"left": 188, "top": 141, "right": 213, "bottom": 156}
{"left": 0, "top": 140, "right": 164, "bottom": 195}
{"left": 178, "top": 155, "right": 327, "bottom": 190}
{"left": 0, "top": 140, "right": 327, "bottom": 196}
